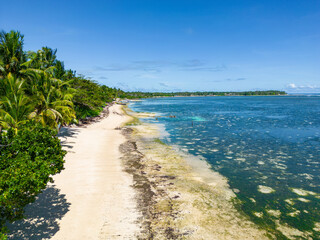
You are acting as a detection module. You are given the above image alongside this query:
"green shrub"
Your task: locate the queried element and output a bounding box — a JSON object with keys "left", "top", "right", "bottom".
{"left": 0, "top": 122, "right": 65, "bottom": 236}
{"left": 74, "top": 105, "right": 102, "bottom": 119}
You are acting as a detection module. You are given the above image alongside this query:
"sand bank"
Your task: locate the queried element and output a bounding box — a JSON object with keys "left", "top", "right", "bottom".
{"left": 8, "top": 104, "right": 140, "bottom": 239}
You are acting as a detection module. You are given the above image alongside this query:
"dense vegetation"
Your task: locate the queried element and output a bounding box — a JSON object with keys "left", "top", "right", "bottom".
{"left": 126, "top": 90, "right": 287, "bottom": 98}
{"left": 0, "top": 123, "right": 65, "bottom": 238}
{"left": 0, "top": 30, "right": 122, "bottom": 238}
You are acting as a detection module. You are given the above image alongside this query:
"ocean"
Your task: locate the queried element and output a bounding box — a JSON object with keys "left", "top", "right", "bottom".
{"left": 129, "top": 96, "right": 320, "bottom": 238}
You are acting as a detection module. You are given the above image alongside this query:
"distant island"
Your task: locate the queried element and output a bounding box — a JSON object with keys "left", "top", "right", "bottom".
{"left": 126, "top": 90, "right": 287, "bottom": 98}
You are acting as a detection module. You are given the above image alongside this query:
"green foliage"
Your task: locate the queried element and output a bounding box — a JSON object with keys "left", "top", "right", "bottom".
{"left": 28, "top": 71, "right": 75, "bottom": 128}
{"left": 71, "top": 77, "right": 123, "bottom": 119}
{"left": 72, "top": 77, "right": 106, "bottom": 109}
{"left": 0, "top": 74, "right": 33, "bottom": 130}
{"left": 0, "top": 30, "right": 126, "bottom": 127}
{"left": 0, "top": 31, "right": 26, "bottom": 78}
{"left": 53, "top": 60, "right": 66, "bottom": 80}
{"left": 74, "top": 105, "right": 101, "bottom": 119}
{"left": 0, "top": 122, "right": 65, "bottom": 235}
{"left": 22, "top": 47, "right": 57, "bottom": 72}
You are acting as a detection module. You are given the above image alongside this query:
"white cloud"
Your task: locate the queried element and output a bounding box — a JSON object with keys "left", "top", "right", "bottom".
{"left": 287, "top": 83, "right": 297, "bottom": 89}
{"left": 286, "top": 83, "right": 320, "bottom": 93}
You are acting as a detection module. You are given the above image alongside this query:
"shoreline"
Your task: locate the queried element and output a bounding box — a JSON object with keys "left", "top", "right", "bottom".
{"left": 7, "top": 102, "right": 313, "bottom": 239}
{"left": 125, "top": 101, "right": 319, "bottom": 240}
{"left": 122, "top": 106, "right": 271, "bottom": 239}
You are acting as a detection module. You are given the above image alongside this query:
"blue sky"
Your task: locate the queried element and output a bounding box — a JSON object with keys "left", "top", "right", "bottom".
{"left": 1, "top": 0, "right": 319, "bottom": 92}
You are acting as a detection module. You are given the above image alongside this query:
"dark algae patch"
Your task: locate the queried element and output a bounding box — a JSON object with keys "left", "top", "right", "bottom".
{"left": 119, "top": 127, "right": 184, "bottom": 239}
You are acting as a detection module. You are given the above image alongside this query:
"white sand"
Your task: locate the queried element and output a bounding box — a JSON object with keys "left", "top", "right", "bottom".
{"left": 52, "top": 104, "right": 139, "bottom": 239}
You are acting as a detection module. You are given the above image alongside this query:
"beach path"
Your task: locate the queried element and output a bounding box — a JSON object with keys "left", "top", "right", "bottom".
{"left": 53, "top": 104, "right": 139, "bottom": 239}
{"left": 8, "top": 104, "right": 139, "bottom": 239}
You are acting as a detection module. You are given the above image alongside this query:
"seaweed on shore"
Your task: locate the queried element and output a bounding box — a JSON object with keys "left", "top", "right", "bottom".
{"left": 119, "top": 127, "right": 185, "bottom": 239}
{"left": 118, "top": 124, "right": 271, "bottom": 240}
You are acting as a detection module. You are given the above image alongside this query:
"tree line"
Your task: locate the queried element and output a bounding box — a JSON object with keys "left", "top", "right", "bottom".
{"left": 126, "top": 90, "right": 287, "bottom": 98}
{"left": 0, "top": 30, "right": 123, "bottom": 238}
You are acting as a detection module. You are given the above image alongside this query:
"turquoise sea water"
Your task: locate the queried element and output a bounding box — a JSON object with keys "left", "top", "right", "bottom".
{"left": 130, "top": 96, "right": 320, "bottom": 239}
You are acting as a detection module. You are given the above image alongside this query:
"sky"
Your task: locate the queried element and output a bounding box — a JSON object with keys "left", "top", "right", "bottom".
{"left": 1, "top": 0, "right": 319, "bottom": 92}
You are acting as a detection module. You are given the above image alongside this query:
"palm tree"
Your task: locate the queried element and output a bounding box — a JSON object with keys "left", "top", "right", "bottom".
{"left": 29, "top": 72, "right": 75, "bottom": 128}
{"left": 19, "top": 46, "right": 76, "bottom": 129}
{"left": 0, "top": 74, "right": 33, "bottom": 131}
{"left": 0, "top": 31, "right": 26, "bottom": 78}
{"left": 21, "top": 47, "right": 57, "bottom": 74}
{"left": 53, "top": 60, "right": 66, "bottom": 80}
{"left": 20, "top": 47, "right": 61, "bottom": 88}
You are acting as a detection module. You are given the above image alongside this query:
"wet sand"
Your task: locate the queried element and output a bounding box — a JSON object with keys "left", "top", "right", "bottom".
{"left": 120, "top": 107, "right": 270, "bottom": 239}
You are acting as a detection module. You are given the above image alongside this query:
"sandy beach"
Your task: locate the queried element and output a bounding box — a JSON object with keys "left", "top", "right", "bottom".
{"left": 8, "top": 104, "right": 140, "bottom": 239}
{"left": 52, "top": 104, "right": 140, "bottom": 239}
